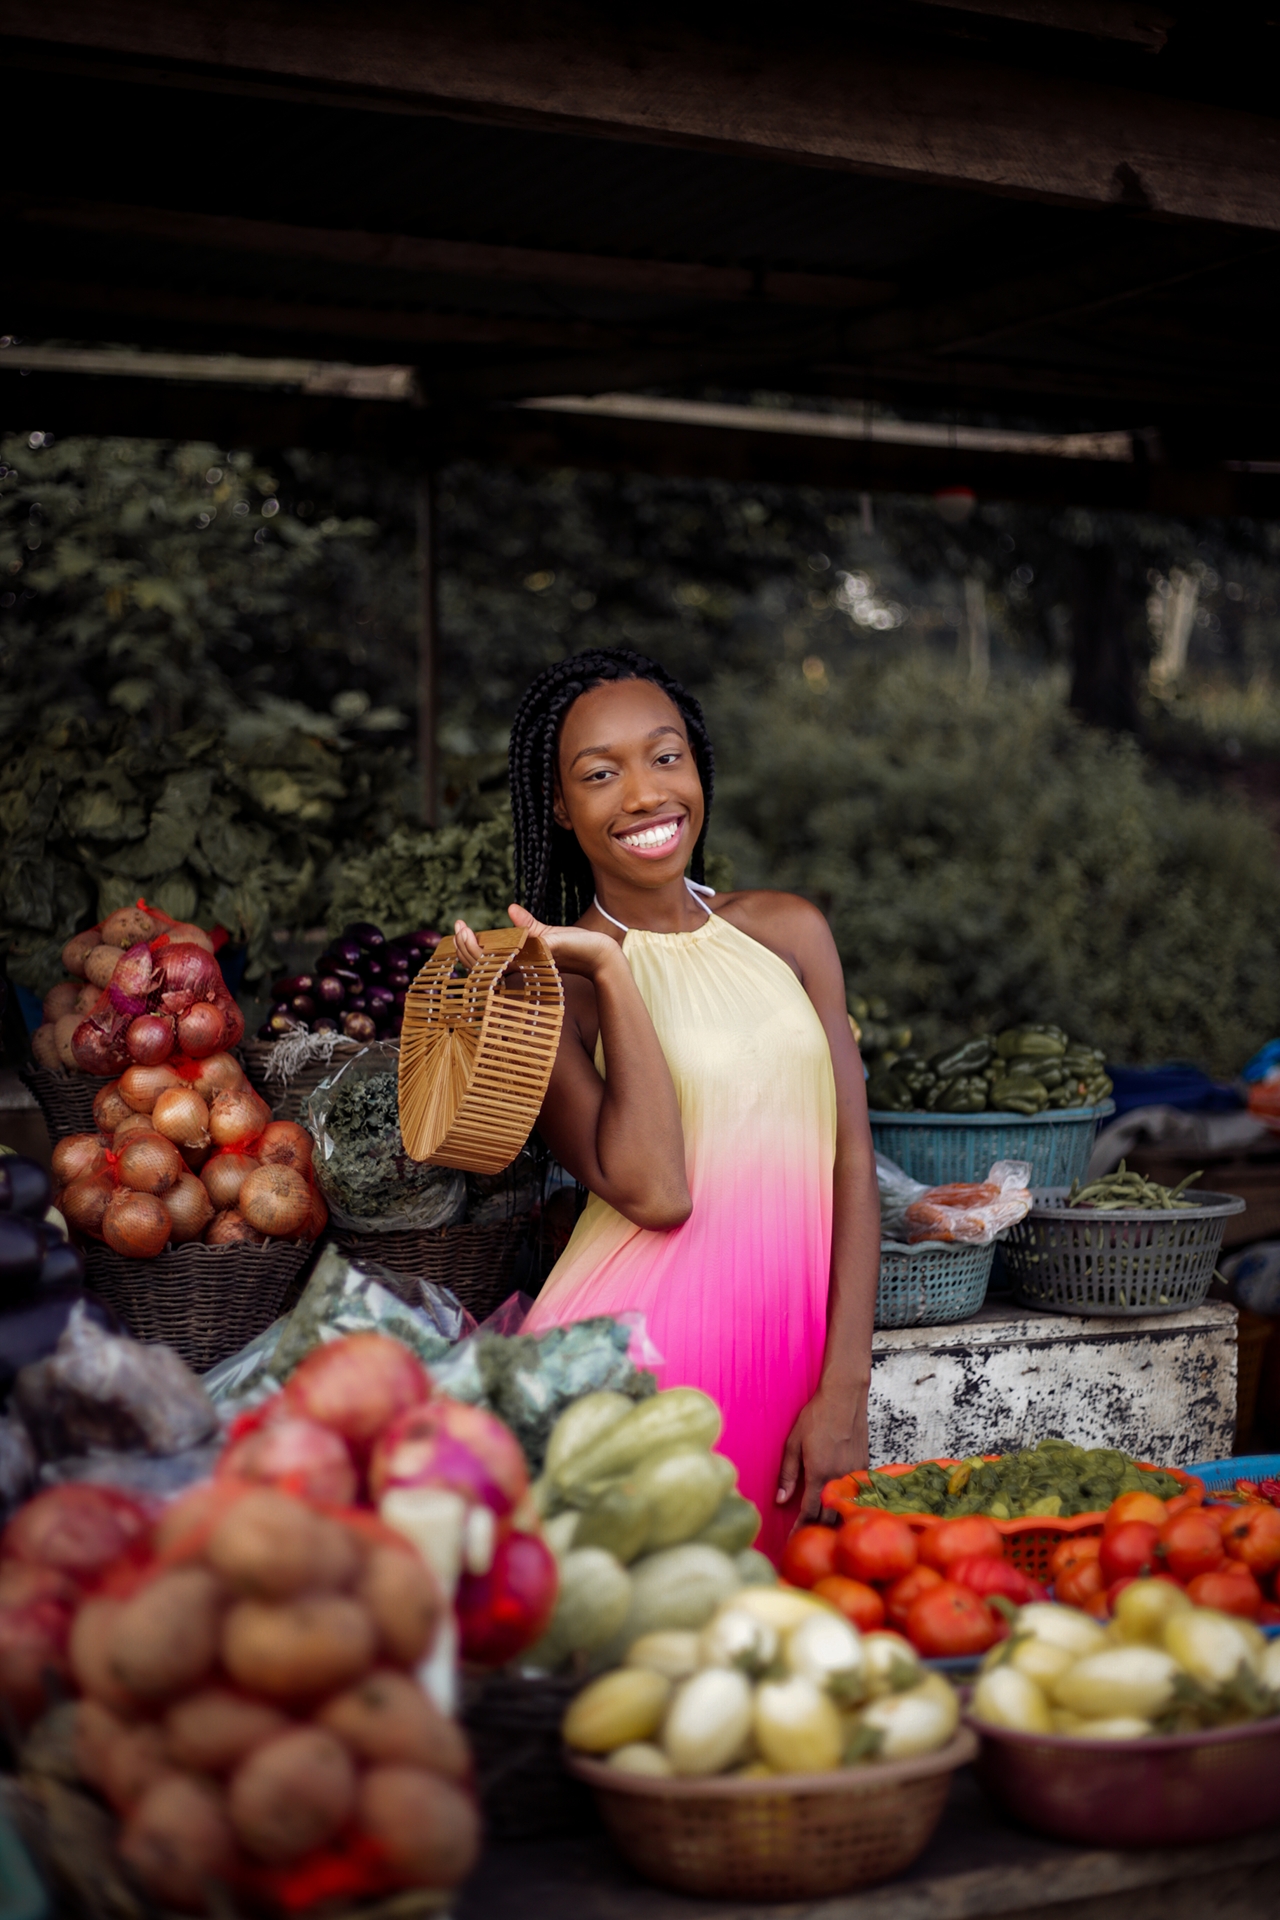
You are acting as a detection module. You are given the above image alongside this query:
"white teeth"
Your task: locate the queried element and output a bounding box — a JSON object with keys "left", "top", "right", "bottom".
{"left": 621, "top": 821, "right": 680, "bottom": 850}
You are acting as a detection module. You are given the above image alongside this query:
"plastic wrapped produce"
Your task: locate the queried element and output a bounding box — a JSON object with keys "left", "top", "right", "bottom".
{"left": 306, "top": 1045, "right": 465, "bottom": 1231}
{"left": 13, "top": 1304, "right": 218, "bottom": 1459}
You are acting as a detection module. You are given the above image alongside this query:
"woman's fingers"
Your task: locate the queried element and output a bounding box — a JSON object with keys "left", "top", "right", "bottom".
{"left": 508, "top": 902, "right": 551, "bottom": 939}
{"left": 776, "top": 1419, "right": 803, "bottom": 1506}
{"left": 453, "top": 919, "right": 485, "bottom": 970}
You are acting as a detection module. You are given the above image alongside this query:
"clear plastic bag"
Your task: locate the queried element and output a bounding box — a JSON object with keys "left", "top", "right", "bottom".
{"left": 876, "top": 1151, "right": 930, "bottom": 1242}
{"left": 305, "top": 1042, "right": 466, "bottom": 1231}
{"left": 901, "top": 1159, "right": 1033, "bottom": 1245}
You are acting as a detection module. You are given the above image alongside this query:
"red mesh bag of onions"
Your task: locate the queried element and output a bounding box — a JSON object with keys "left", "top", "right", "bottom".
{"left": 33, "top": 899, "right": 244, "bottom": 1080}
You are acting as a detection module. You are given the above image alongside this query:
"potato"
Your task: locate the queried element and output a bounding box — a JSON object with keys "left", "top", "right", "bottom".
{"left": 73, "top": 1698, "right": 128, "bottom": 1795}
{"left": 101, "top": 907, "right": 157, "bottom": 948}
{"left": 42, "top": 981, "right": 82, "bottom": 1023}
{"left": 358, "top": 1545, "right": 442, "bottom": 1667}
{"left": 62, "top": 926, "right": 102, "bottom": 978}
{"left": 150, "top": 1480, "right": 227, "bottom": 1562}
{"left": 357, "top": 1767, "right": 481, "bottom": 1888}
{"left": 107, "top": 1567, "right": 223, "bottom": 1700}
{"left": 98, "top": 1719, "right": 170, "bottom": 1815}
{"left": 119, "top": 1771, "right": 238, "bottom": 1911}
{"left": 206, "top": 1489, "right": 360, "bottom": 1600}
{"left": 228, "top": 1727, "right": 356, "bottom": 1864}
{"left": 164, "top": 1689, "right": 293, "bottom": 1774}
{"left": 75, "top": 981, "right": 101, "bottom": 1014}
{"left": 317, "top": 1671, "right": 470, "bottom": 1781}
{"left": 222, "top": 1595, "right": 376, "bottom": 1700}
{"left": 30, "top": 1024, "right": 62, "bottom": 1071}
{"left": 70, "top": 1597, "right": 145, "bottom": 1717}
{"left": 53, "top": 1012, "right": 82, "bottom": 1070}
{"left": 84, "top": 943, "right": 125, "bottom": 989}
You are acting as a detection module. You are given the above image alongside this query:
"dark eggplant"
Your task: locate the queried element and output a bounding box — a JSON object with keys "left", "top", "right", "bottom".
{"left": 267, "top": 1011, "right": 304, "bottom": 1037}
{"left": 271, "top": 1001, "right": 294, "bottom": 1018}
{"left": 312, "top": 1016, "right": 339, "bottom": 1034}
{"left": 0, "top": 1157, "right": 52, "bottom": 1220}
{"left": 384, "top": 969, "right": 411, "bottom": 991}
{"left": 392, "top": 990, "right": 408, "bottom": 1012}
{"left": 332, "top": 939, "right": 363, "bottom": 968}
{"left": 289, "top": 993, "right": 317, "bottom": 1020}
{"left": 312, "top": 951, "right": 341, "bottom": 976}
{"left": 344, "top": 995, "right": 368, "bottom": 1014}
{"left": 332, "top": 967, "right": 363, "bottom": 992}
{"left": 0, "top": 1215, "right": 48, "bottom": 1289}
{"left": 367, "top": 986, "right": 395, "bottom": 1013}
{"left": 361, "top": 959, "right": 384, "bottom": 983}
{"left": 39, "top": 1242, "right": 86, "bottom": 1288}
{"left": 342, "top": 1011, "right": 376, "bottom": 1041}
{"left": 270, "top": 974, "right": 314, "bottom": 999}
{"left": 343, "top": 921, "right": 386, "bottom": 951}
{"left": 0, "top": 1286, "right": 117, "bottom": 1401}
{"left": 256, "top": 1021, "right": 276, "bottom": 1040}
{"left": 406, "top": 929, "right": 442, "bottom": 951}
{"left": 314, "top": 975, "right": 346, "bottom": 1006}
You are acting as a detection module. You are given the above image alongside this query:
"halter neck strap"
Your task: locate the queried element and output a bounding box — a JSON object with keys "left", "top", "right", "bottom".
{"left": 593, "top": 879, "right": 715, "bottom": 934}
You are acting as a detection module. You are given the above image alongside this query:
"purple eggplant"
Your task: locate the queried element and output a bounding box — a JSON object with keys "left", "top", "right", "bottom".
{"left": 344, "top": 994, "right": 368, "bottom": 1014}
{"left": 0, "top": 1157, "right": 51, "bottom": 1219}
{"left": 361, "top": 959, "right": 384, "bottom": 984}
{"left": 289, "top": 993, "right": 317, "bottom": 1020}
{"left": 40, "top": 1241, "right": 86, "bottom": 1288}
{"left": 342, "top": 1011, "right": 376, "bottom": 1041}
{"left": 406, "top": 929, "right": 442, "bottom": 951}
{"left": 332, "top": 939, "right": 363, "bottom": 968}
{"left": 392, "top": 990, "right": 408, "bottom": 1012}
{"left": 270, "top": 974, "right": 314, "bottom": 999}
{"left": 0, "top": 1216, "right": 47, "bottom": 1289}
{"left": 267, "top": 1011, "right": 304, "bottom": 1037}
{"left": 312, "top": 1016, "right": 339, "bottom": 1034}
{"left": 256, "top": 1021, "right": 276, "bottom": 1040}
{"left": 343, "top": 921, "right": 386, "bottom": 951}
{"left": 332, "top": 966, "right": 362, "bottom": 990}
{"left": 367, "top": 986, "right": 395, "bottom": 1014}
{"left": 314, "top": 975, "right": 345, "bottom": 1006}
{"left": 312, "top": 951, "right": 341, "bottom": 975}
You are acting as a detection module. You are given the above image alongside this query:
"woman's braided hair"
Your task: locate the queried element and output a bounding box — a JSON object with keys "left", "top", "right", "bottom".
{"left": 508, "top": 648, "right": 715, "bottom": 923}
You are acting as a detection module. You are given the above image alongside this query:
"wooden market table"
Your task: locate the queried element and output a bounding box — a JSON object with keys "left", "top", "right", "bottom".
{"left": 457, "top": 1766, "right": 1280, "bottom": 1920}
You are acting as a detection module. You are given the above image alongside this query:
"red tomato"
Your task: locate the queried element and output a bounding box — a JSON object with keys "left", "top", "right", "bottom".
{"left": 1055, "top": 1557, "right": 1107, "bottom": 1609}
{"left": 1186, "top": 1566, "right": 1263, "bottom": 1618}
{"left": 1221, "top": 1505, "right": 1280, "bottom": 1579}
{"left": 1158, "top": 1510, "right": 1225, "bottom": 1584}
{"left": 1099, "top": 1520, "right": 1160, "bottom": 1586}
{"left": 835, "top": 1513, "right": 917, "bottom": 1586}
{"left": 949, "top": 1556, "right": 1046, "bottom": 1606}
{"left": 1048, "top": 1536, "right": 1101, "bottom": 1582}
{"left": 1104, "top": 1491, "right": 1168, "bottom": 1534}
{"left": 918, "top": 1515, "right": 1004, "bottom": 1575}
{"left": 1161, "top": 1488, "right": 1204, "bottom": 1521}
{"left": 885, "top": 1564, "right": 943, "bottom": 1631}
{"left": 780, "top": 1525, "right": 840, "bottom": 1590}
{"left": 905, "top": 1579, "right": 1000, "bottom": 1658}
{"left": 814, "top": 1574, "right": 886, "bottom": 1632}
{"left": 1256, "top": 1600, "right": 1280, "bottom": 1628}
{"left": 1084, "top": 1587, "right": 1112, "bottom": 1620}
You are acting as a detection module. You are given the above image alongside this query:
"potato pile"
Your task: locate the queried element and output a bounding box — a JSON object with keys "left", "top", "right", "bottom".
{"left": 69, "top": 1483, "right": 479, "bottom": 1913}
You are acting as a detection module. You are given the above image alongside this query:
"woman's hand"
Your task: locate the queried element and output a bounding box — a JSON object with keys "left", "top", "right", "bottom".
{"left": 453, "top": 904, "right": 620, "bottom": 981}
{"left": 776, "top": 1382, "right": 869, "bottom": 1524}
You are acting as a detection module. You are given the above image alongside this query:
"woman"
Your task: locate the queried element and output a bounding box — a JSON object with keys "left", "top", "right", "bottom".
{"left": 454, "top": 648, "right": 878, "bottom": 1559}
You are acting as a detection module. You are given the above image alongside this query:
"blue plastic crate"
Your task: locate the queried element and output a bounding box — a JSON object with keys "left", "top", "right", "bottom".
{"left": 876, "top": 1239, "right": 995, "bottom": 1329}
{"left": 1183, "top": 1454, "right": 1280, "bottom": 1494}
{"left": 869, "top": 1102, "right": 1114, "bottom": 1190}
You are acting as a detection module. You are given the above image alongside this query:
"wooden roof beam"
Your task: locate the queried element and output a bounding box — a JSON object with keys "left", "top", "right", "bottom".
{"left": 7, "top": 3, "right": 1280, "bottom": 231}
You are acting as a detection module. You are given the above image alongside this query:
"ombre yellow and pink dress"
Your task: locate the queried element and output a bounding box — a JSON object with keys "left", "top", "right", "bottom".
{"left": 523, "top": 906, "right": 837, "bottom": 1563}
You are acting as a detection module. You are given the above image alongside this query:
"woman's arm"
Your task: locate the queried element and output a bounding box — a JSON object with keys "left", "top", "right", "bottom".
{"left": 453, "top": 907, "right": 691, "bottom": 1231}
{"left": 719, "top": 892, "right": 879, "bottom": 1520}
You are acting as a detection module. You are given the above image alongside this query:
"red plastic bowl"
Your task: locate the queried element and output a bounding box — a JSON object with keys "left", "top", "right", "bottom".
{"left": 972, "top": 1713, "right": 1280, "bottom": 1847}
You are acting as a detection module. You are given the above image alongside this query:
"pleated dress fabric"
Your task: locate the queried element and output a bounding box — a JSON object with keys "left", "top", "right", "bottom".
{"left": 522, "top": 909, "right": 837, "bottom": 1563}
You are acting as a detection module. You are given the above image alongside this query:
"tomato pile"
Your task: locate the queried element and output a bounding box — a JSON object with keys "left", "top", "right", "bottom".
{"left": 781, "top": 1513, "right": 1045, "bottom": 1659}
{"left": 1049, "top": 1488, "right": 1280, "bottom": 1624}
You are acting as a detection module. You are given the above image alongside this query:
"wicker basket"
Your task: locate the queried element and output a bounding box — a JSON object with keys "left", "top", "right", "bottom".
{"left": 240, "top": 1036, "right": 363, "bottom": 1122}
{"left": 332, "top": 1214, "right": 532, "bottom": 1321}
{"left": 399, "top": 929, "right": 563, "bottom": 1174}
{"left": 1003, "top": 1188, "right": 1247, "bottom": 1317}
{"left": 81, "top": 1239, "right": 313, "bottom": 1372}
{"left": 567, "top": 1730, "right": 977, "bottom": 1900}
{"left": 461, "top": 1669, "right": 592, "bottom": 1839}
{"left": 18, "top": 1064, "right": 100, "bottom": 1142}
{"left": 876, "top": 1240, "right": 995, "bottom": 1328}
{"left": 869, "top": 1102, "right": 1114, "bottom": 1189}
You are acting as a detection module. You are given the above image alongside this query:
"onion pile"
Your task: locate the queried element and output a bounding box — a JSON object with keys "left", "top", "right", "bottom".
{"left": 256, "top": 921, "right": 439, "bottom": 1047}
{"left": 55, "top": 1053, "right": 328, "bottom": 1261}
{"left": 31, "top": 906, "right": 246, "bottom": 1080}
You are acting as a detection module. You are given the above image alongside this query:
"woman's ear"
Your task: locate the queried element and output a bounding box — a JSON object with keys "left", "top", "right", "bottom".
{"left": 551, "top": 782, "right": 572, "bottom": 831}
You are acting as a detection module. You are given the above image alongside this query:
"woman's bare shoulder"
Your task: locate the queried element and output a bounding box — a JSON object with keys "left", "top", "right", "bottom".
{"left": 710, "top": 888, "right": 832, "bottom": 975}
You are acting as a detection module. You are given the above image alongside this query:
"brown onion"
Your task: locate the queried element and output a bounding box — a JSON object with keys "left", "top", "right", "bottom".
{"left": 116, "top": 1131, "right": 182, "bottom": 1196}
{"left": 83, "top": 944, "right": 125, "bottom": 990}
{"left": 163, "top": 1172, "right": 214, "bottom": 1244}
{"left": 71, "top": 1015, "right": 132, "bottom": 1077}
{"left": 42, "top": 981, "right": 81, "bottom": 1024}
{"left": 176, "top": 1003, "right": 226, "bottom": 1058}
{"left": 239, "top": 1164, "right": 311, "bottom": 1239}
{"left": 62, "top": 1171, "right": 117, "bottom": 1240}
{"left": 159, "top": 943, "right": 222, "bottom": 1002}
{"left": 164, "top": 922, "right": 216, "bottom": 954}
{"left": 51, "top": 1133, "right": 109, "bottom": 1187}
{"left": 102, "top": 1189, "right": 169, "bottom": 1259}
{"left": 113, "top": 1110, "right": 157, "bottom": 1144}
{"left": 179, "top": 1141, "right": 210, "bottom": 1174}
{"left": 256, "top": 1121, "right": 313, "bottom": 1174}
{"left": 126, "top": 1013, "right": 175, "bottom": 1066}
{"left": 62, "top": 927, "right": 103, "bottom": 978}
{"left": 205, "top": 1209, "right": 267, "bottom": 1247}
{"left": 200, "top": 1153, "right": 257, "bottom": 1211}
{"left": 220, "top": 999, "right": 246, "bottom": 1050}
{"left": 208, "top": 1088, "right": 270, "bottom": 1151}
{"left": 150, "top": 1086, "right": 211, "bottom": 1152}
{"left": 118, "top": 1063, "right": 182, "bottom": 1114}
{"left": 301, "top": 1183, "right": 328, "bottom": 1241}
{"left": 189, "top": 1052, "right": 247, "bottom": 1102}
{"left": 92, "top": 1082, "right": 133, "bottom": 1134}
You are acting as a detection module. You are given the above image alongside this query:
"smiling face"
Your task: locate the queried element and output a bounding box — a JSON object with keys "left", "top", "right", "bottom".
{"left": 553, "top": 677, "right": 706, "bottom": 897}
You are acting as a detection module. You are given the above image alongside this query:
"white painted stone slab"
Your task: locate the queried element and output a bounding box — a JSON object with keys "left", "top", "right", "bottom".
{"left": 867, "top": 1301, "right": 1236, "bottom": 1466}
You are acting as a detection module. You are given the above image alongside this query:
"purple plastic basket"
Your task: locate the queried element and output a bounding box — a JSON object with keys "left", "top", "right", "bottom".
{"left": 972, "top": 1713, "right": 1280, "bottom": 1846}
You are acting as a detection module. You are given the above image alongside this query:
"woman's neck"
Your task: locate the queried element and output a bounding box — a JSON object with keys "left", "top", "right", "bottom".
{"left": 587, "top": 872, "right": 709, "bottom": 936}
